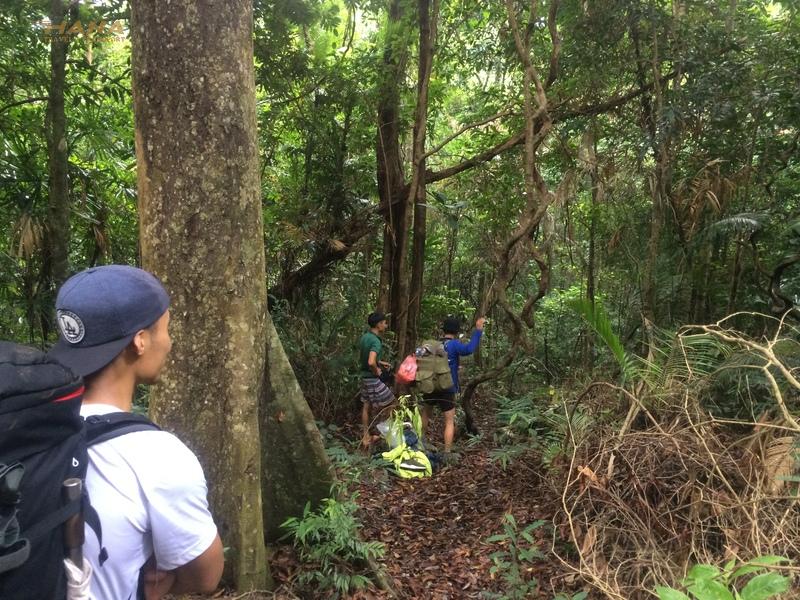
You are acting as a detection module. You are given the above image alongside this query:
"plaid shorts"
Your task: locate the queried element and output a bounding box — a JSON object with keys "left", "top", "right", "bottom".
{"left": 361, "top": 377, "right": 395, "bottom": 408}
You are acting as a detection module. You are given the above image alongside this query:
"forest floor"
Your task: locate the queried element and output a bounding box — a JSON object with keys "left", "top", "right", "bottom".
{"left": 273, "top": 394, "right": 590, "bottom": 599}
{"left": 351, "top": 441, "right": 580, "bottom": 598}
{"left": 192, "top": 395, "right": 589, "bottom": 599}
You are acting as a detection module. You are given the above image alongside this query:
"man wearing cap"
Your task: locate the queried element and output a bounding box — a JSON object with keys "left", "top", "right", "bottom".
{"left": 50, "top": 265, "right": 223, "bottom": 600}
{"left": 421, "top": 315, "right": 486, "bottom": 455}
{"left": 358, "top": 312, "right": 395, "bottom": 448}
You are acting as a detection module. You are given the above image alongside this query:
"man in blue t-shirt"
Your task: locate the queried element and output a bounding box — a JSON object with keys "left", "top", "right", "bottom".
{"left": 421, "top": 315, "right": 485, "bottom": 454}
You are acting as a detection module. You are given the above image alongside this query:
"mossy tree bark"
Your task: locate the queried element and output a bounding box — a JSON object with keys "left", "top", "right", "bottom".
{"left": 260, "top": 313, "right": 334, "bottom": 542}
{"left": 131, "top": 0, "right": 270, "bottom": 590}
{"left": 376, "top": 0, "right": 411, "bottom": 321}
{"left": 407, "top": 0, "right": 439, "bottom": 354}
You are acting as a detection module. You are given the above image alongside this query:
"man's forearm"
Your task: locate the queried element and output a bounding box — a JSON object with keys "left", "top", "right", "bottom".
{"left": 167, "top": 535, "right": 224, "bottom": 596}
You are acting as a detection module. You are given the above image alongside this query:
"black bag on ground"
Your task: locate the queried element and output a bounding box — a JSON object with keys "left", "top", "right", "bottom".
{"left": 379, "top": 364, "right": 395, "bottom": 386}
{"left": 0, "top": 342, "right": 159, "bottom": 600}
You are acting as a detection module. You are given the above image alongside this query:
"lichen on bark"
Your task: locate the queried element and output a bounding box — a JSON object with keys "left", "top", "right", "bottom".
{"left": 131, "top": 0, "right": 269, "bottom": 590}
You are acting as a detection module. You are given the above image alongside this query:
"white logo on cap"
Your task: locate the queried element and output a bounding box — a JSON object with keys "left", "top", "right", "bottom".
{"left": 57, "top": 310, "right": 85, "bottom": 344}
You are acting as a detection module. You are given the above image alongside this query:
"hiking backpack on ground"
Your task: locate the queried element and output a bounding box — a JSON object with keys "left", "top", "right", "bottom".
{"left": 413, "top": 339, "right": 454, "bottom": 394}
{"left": 0, "top": 342, "right": 159, "bottom": 600}
{"left": 379, "top": 400, "right": 432, "bottom": 478}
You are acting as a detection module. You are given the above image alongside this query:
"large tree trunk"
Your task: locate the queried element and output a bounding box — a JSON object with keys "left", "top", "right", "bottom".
{"left": 44, "top": 0, "right": 72, "bottom": 307}
{"left": 376, "top": 0, "right": 410, "bottom": 330}
{"left": 408, "top": 191, "right": 426, "bottom": 343}
{"left": 630, "top": 16, "right": 660, "bottom": 325}
{"left": 377, "top": 226, "right": 394, "bottom": 312}
{"left": 260, "top": 313, "right": 333, "bottom": 542}
{"left": 132, "top": 0, "right": 269, "bottom": 589}
{"left": 632, "top": 5, "right": 681, "bottom": 328}
{"left": 406, "top": 0, "right": 439, "bottom": 354}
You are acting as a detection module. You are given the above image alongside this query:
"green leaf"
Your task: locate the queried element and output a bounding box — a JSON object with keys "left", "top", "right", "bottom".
{"left": 521, "top": 530, "right": 535, "bottom": 544}
{"left": 731, "top": 556, "right": 790, "bottom": 580}
{"left": 655, "top": 587, "right": 691, "bottom": 600}
{"left": 567, "top": 298, "right": 637, "bottom": 383}
{"left": 687, "top": 579, "right": 735, "bottom": 600}
{"left": 739, "top": 573, "right": 790, "bottom": 600}
{"left": 686, "top": 564, "right": 723, "bottom": 583}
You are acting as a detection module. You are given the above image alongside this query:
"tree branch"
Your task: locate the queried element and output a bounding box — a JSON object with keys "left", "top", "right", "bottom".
{"left": 0, "top": 97, "right": 48, "bottom": 115}
{"left": 420, "top": 70, "right": 679, "bottom": 188}
{"left": 269, "top": 214, "right": 377, "bottom": 303}
{"left": 422, "top": 107, "right": 514, "bottom": 161}
{"left": 545, "top": 0, "right": 561, "bottom": 88}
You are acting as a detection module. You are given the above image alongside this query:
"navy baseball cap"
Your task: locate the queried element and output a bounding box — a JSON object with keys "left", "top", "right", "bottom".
{"left": 442, "top": 316, "right": 461, "bottom": 334}
{"left": 367, "top": 312, "right": 387, "bottom": 327}
{"left": 49, "top": 265, "right": 170, "bottom": 377}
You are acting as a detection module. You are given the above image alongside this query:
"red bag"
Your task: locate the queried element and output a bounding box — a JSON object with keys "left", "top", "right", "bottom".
{"left": 395, "top": 354, "right": 417, "bottom": 385}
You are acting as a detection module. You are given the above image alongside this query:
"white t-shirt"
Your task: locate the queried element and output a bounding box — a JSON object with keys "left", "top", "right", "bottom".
{"left": 80, "top": 404, "right": 218, "bottom": 600}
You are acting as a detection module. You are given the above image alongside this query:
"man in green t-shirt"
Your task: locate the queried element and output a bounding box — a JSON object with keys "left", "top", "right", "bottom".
{"left": 358, "top": 311, "right": 395, "bottom": 447}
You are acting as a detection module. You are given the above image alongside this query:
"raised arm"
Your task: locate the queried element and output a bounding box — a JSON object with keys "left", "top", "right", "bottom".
{"left": 452, "top": 318, "right": 486, "bottom": 355}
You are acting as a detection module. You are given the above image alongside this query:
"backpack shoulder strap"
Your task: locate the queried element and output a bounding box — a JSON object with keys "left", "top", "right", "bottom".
{"left": 83, "top": 501, "right": 109, "bottom": 566}
{"left": 82, "top": 413, "right": 159, "bottom": 568}
{"left": 84, "top": 413, "right": 161, "bottom": 447}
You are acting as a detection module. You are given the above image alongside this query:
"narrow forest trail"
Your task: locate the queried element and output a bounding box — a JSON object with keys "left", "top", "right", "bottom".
{"left": 352, "top": 404, "right": 583, "bottom": 600}
{"left": 212, "top": 400, "right": 589, "bottom": 599}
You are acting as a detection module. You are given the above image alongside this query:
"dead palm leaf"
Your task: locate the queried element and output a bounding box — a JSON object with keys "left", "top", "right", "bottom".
{"left": 12, "top": 213, "right": 43, "bottom": 259}
{"left": 763, "top": 435, "right": 797, "bottom": 494}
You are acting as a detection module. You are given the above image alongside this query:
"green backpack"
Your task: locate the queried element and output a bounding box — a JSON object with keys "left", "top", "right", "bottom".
{"left": 414, "top": 339, "right": 454, "bottom": 394}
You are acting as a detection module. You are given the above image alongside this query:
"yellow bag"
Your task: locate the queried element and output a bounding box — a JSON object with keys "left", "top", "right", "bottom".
{"left": 382, "top": 444, "right": 432, "bottom": 478}
{"left": 381, "top": 398, "right": 431, "bottom": 478}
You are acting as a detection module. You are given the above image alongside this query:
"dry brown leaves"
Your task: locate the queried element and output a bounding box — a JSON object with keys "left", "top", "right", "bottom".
{"left": 556, "top": 410, "right": 800, "bottom": 599}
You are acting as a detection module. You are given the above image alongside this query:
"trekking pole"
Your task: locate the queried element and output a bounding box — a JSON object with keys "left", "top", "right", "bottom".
{"left": 62, "top": 478, "right": 83, "bottom": 569}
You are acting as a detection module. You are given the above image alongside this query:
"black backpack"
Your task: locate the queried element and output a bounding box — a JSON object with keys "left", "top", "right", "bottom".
{"left": 0, "top": 341, "right": 159, "bottom": 600}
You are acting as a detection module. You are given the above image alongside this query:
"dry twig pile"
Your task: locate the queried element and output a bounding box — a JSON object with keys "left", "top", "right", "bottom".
{"left": 555, "top": 314, "right": 800, "bottom": 598}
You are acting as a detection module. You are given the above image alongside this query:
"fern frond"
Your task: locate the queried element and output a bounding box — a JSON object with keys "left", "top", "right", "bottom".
{"left": 667, "top": 332, "right": 731, "bottom": 383}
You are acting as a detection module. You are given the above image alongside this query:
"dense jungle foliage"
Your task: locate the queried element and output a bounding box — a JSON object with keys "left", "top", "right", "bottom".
{"left": 1, "top": 0, "right": 799, "bottom": 597}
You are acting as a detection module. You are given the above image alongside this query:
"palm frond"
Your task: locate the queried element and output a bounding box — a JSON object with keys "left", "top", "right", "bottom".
{"left": 666, "top": 332, "right": 731, "bottom": 383}
{"left": 700, "top": 212, "right": 770, "bottom": 242}
{"left": 568, "top": 298, "right": 638, "bottom": 384}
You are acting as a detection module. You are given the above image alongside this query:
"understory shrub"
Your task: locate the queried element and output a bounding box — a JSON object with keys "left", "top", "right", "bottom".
{"left": 490, "top": 391, "right": 592, "bottom": 470}
{"left": 656, "top": 556, "right": 792, "bottom": 600}
{"left": 484, "top": 514, "right": 547, "bottom": 600}
{"left": 281, "top": 494, "right": 385, "bottom": 597}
